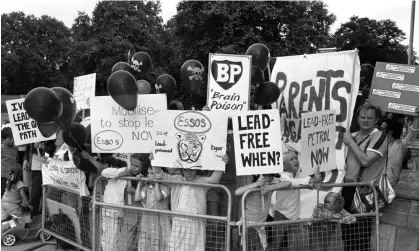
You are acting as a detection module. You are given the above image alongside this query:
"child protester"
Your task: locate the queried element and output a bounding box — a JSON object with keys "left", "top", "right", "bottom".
{"left": 81, "top": 152, "right": 143, "bottom": 251}
{"left": 150, "top": 152, "right": 229, "bottom": 251}
{"left": 235, "top": 174, "right": 292, "bottom": 251}
{"left": 135, "top": 165, "right": 171, "bottom": 251}
{"left": 311, "top": 192, "right": 356, "bottom": 251}
{"left": 268, "top": 150, "right": 321, "bottom": 250}
{"left": 1, "top": 126, "right": 20, "bottom": 197}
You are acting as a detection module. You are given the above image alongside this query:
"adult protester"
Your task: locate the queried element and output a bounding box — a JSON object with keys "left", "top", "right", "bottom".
{"left": 342, "top": 103, "right": 387, "bottom": 251}
{"left": 380, "top": 119, "right": 408, "bottom": 186}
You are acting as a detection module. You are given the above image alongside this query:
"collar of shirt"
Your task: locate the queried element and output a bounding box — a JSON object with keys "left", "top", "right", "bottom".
{"left": 279, "top": 171, "right": 295, "bottom": 179}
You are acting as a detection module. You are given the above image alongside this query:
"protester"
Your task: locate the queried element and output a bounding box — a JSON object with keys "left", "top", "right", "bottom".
{"left": 150, "top": 152, "right": 228, "bottom": 251}
{"left": 380, "top": 118, "right": 408, "bottom": 186}
{"left": 402, "top": 110, "right": 419, "bottom": 145}
{"left": 268, "top": 150, "right": 321, "bottom": 250}
{"left": 136, "top": 165, "right": 171, "bottom": 251}
{"left": 342, "top": 103, "right": 387, "bottom": 251}
{"left": 311, "top": 192, "right": 356, "bottom": 251}
{"left": 1, "top": 126, "right": 21, "bottom": 197}
{"left": 235, "top": 174, "right": 291, "bottom": 251}
{"left": 1, "top": 167, "right": 31, "bottom": 221}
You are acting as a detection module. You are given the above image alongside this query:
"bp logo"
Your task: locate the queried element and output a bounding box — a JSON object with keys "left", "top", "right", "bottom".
{"left": 211, "top": 60, "right": 243, "bottom": 90}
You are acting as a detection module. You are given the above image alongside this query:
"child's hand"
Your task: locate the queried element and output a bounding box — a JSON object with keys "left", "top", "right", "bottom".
{"left": 255, "top": 179, "right": 264, "bottom": 187}
{"left": 222, "top": 154, "right": 229, "bottom": 164}
{"left": 309, "top": 172, "right": 322, "bottom": 184}
{"left": 148, "top": 173, "right": 155, "bottom": 181}
{"left": 125, "top": 187, "right": 136, "bottom": 194}
{"left": 81, "top": 151, "right": 91, "bottom": 160}
{"left": 136, "top": 174, "right": 144, "bottom": 180}
{"left": 260, "top": 185, "right": 272, "bottom": 196}
{"left": 149, "top": 152, "right": 154, "bottom": 161}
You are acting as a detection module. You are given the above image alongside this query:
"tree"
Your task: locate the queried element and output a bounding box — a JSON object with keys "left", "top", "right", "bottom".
{"left": 67, "top": 1, "right": 168, "bottom": 95}
{"left": 1, "top": 12, "right": 72, "bottom": 94}
{"left": 332, "top": 16, "right": 410, "bottom": 66}
{"left": 167, "top": 1, "right": 336, "bottom": 105}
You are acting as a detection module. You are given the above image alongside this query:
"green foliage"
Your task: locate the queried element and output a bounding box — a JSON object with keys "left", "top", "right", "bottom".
{"left": 332, "top": 16, "right": 409, "bottom": 65}
{"left": 1, "top": 12, "right": 71, "bottom": 94}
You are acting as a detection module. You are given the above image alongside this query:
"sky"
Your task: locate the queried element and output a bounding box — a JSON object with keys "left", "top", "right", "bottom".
{"left": 1, "top": 0, "right": 418, "bottom": 47}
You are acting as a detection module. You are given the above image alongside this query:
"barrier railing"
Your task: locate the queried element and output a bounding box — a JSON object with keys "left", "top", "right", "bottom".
{"left": 240, "top": 183, "right": 380, "bottom": 251}
{"left": 41, "top": 184, "right": 92, "bottom": 251}
{"left": 91, "top": 176, "right": 233, "bottom": 251}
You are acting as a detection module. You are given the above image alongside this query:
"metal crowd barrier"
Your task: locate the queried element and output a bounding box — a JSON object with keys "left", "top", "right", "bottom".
{"left": 41, "top": 184, "right": 92, "bottom": 251}
{"left": 240, "top": 183, "right": 380, "bottom": 251}
{"left": 91, "top": 176, "right": 233, "bottom": 251}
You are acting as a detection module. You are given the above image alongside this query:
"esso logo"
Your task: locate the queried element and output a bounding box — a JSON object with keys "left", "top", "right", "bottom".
{"left": 174, "top": 111, "right": 212, "bottom": 133}
{"left": 211, "top": 59, "right": 243, "bottom": 90}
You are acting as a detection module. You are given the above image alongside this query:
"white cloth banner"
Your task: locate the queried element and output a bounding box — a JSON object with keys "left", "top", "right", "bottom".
{"left": 270, "top": 50, "right": 360, "bottom": 219}
{"left": 90, "top": 95, "right": 167, "bottom": 153}
{"left": 42, "top": 144, "right": 89, "bottom": 196}
{"left": 6, "top": 98, "right": 56, "bottom": 146}
{"left": 151, "top": 110, "right": 228, "bottom": 171}
{"left": 232, "top": 110, "right": 284, "bottom": 176}
{"left": 73, "top": 73, "right": 96, "bottom": 110}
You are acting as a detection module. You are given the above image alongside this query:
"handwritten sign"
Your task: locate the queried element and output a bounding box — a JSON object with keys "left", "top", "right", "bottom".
{"left": 151, "top": 111, "right": 228, "bottom": 171}
{"left": 233, "top": 110, "right": 283, "bottom": 176}
{"left": 300, "top": 110, "right": 337, "bottom": 177}
{"left": 42, "top": 144, "right": 89, "bottom": 196}
{"left": 270, "top": 50, "right": 360, "bottom": 219}
{"left": 369, "top": 62, "right": 419, "bottom": 116}
{"left": 73, "top": 73, "right": 96, "bottom": 110}
{"left": 6, "top": 98, "right": 56, "bottom": 145}
{"left": 207, "top": 54, "right": 251, "bottom": 114}
{"left": 90, "top": 95, "right": 167, "bottom": 153}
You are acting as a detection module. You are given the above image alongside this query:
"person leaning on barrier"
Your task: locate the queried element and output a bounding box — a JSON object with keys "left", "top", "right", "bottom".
{"left": 342, "top": 103, "right": 387, "bottom": 251}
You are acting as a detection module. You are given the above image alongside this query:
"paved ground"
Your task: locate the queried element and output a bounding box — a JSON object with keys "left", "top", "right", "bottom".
{"left": 2, "top": 237, "right": 61, "bottom": 251}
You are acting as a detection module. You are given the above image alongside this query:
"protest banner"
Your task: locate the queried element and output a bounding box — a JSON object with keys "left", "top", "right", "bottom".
{"left": 90, "top": 94, "right": 167, "bottom": 153}
{"left": 232, "top": 110, "right": 283, "bottom": 176}
{"left": 5, "top": 98, "right": 56, "bottom": 145}
{"left": 207, "top": 54, "right": 251, "bottom": 113}
{"left": 42, "top": 143, "right": 89, "bottom": 196}
{"left": 73, "top": 73, "right": 96, "bottom": 110}
{"left": 369, "top": 62, "right": 419, "bottom": 116}
{"left": 151, "top": 110, "right": 228, "bottom": 171}
{"left": 300, "top": 110, "right": 337, "bottom": 177}
{"left": 270, "top": 50, "right": 360, "bottom": 219}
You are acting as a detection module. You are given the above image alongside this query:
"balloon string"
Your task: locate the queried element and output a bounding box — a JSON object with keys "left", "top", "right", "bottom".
{"left": 57, "top": 120, "right": 84, "bottom": 152}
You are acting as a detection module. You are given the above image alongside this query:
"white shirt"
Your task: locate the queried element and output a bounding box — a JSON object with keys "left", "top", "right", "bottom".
{"left": 271, "top": 172, "right": 311, "bottom": 220}
{"left": 102, "top": 167, "right": 128, "bottom": 205}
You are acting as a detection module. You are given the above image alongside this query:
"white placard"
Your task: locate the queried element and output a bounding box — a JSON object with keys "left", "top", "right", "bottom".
{"left": 90, "top": 95, "right": 167, "bottom": 153}
{"left": 207, "top": 54, "right": 251, "bottom": 114}
{"left": 6, "top": 98, "right": 56, "bottom": 145}
{"left": 151, "top": 111, "right": 228, "bottom": 171}
{"left": 300, "top": 110, "right": 337, "bottom": 177}
{"left": 73, "top": 73, "right": 96, "bottom": 110}
{"left": 233, "top": 110, "right": 283, "bottom": 176}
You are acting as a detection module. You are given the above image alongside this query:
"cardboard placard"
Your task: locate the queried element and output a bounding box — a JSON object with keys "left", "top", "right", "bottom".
{"left": 369, "top": 62, "right": 419, "bottom": 115}
{"left": 300, "top": 110, "right": 337, "bottom": 177}
{"left": 151, "top": 110, "right": 228, "bottom": 171}
{"left": 90, "top": 95, "right": 167, "bottom": 153}
{"left": 233, "top": 110, "right": 283, "bottom": 176}
{"left": 207, "top": 54, "right": 251, "bottom": 114}
{"left": 73, "top": 73, "right": 96, "bottom": 110}
{"left": 5, "top": 98, "right": 56, "bottom": 145}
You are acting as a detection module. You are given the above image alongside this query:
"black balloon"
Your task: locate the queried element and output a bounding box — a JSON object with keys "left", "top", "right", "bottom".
{"left": 107, "top": 70, "right": 138, "bottom": 110}
{"left": 254, "top": 81, "right": 280, "bottom": 105}
{"left": 37, "top": 122, "right": 60, "bottom": 138}
{"left": 136, "top": 80, "right": 151, "bottom": 94}
{"left": 62, "top": 122, "right": 87, "bottom": 150}
{"left": 112, "top": 62, "right": 134, "bottom": 75}
{"left": 251, "top": 66, "right": 265, "bottom": 86}
{"left": 180, "top": 60, "right": 205, "bottom": 94}
{"left": 51, "top": 87, "right": 77, "bottom": 131}
{"left": 155, "top": 74, "right": 176, "bottom": 103}
{"left": 168, "top": 100, "right": 184, "bottom": 110}
{"left": 246, "top": 43, "right": 270, "bottom": 71}
{"left": 24, "top": 87, "right": 63, "bottom": 123}
{"left": 130, "top": 52, "right": 152, "bottom": 77}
